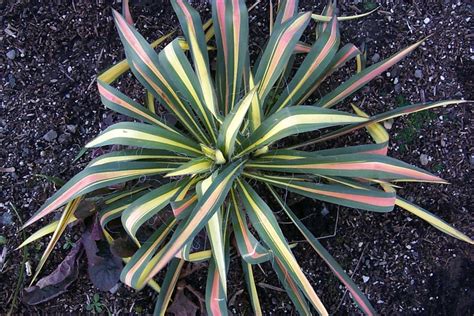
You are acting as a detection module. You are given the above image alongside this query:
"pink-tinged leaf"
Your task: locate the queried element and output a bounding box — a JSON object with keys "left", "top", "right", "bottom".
{"left": 268, "top": 185, "right": 377, "bottom": 315}
{"left": 316, "top": 38, "right": 427, "bottom": 108}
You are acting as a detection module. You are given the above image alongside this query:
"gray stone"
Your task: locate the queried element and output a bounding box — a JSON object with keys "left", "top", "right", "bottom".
{"left": 6, "top": 49, "right": 16, "bottom": 60}
{"left": 0, "top": 212, "right": 13, "bottom": 226}
{"left": 371, "top": 53, "right": 380, "bottom": 63}
{"left": 66, "top": 124, "right": 77, "bottom": 133}
{"left": 43, "top": 130, "right": 58, "bottom": 142}
{"left": 420, "top": 154, "right": 430, "bottom": 166}
{"left": 58, "top": 133, "right": 70, "bottom": 144}
{"left": 415, "top": 69, "right": 423, "bottom": 79}
{"left": 320, "top": 206, "right": 329, "bottom": 216}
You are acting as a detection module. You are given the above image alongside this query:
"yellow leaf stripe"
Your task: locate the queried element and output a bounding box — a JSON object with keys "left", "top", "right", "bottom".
{"left": 237, "top": 180, "right": 328, "bottom": 315}
{"left": 30, "top": 197, "right": 82, "bottom": 284}
{"left": 85, "top": 123, "right": 202, "bottom": 156}
{"left": 238, "top": 111, "right": 367, "bottom": 157}
{"left": 165, "top": 157, "right": 213, "bottom": 178}
{"left": 172, "top": 0, "right": 219, "bottom": 119}
{"left": 125, "top": 161, "right": 244, "bottom": 289}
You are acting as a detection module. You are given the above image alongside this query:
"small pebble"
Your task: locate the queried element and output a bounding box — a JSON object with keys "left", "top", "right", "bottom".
{"left": 66, "top": 124, "right": 77, "bottom": 133}
{"left": 420, "top": 154, "right": 430, "bottom": 166}
{"left": 43, "top": 129, "right": 58, "bottom": 142}
{"left": 6, "top": 49, "right": 16, "bottom": 60}
{"left": 415, "top": 69, "right": 423, "bottom": 79}
{"left": 371, "top": 53, "right": 380, "bottom": 63}
{"left": 320, "top": 206, "right": 329, "bottom": 217}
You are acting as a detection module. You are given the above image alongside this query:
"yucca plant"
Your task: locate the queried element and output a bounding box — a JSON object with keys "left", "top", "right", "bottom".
{"left": 22, "top": 0, "right": 472, "bottom": 314}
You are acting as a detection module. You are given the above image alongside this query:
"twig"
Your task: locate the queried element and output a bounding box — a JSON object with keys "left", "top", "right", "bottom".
{"left": 7, "top": 203, "right": 28, "bottom": 316}
{"left": 334, "top": 243, "right": 369, "bottom": 313}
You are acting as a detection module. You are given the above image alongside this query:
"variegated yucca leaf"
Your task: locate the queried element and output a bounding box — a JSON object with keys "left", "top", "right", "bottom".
{"left": 268, "top": 185, "right": 377, "bottom": 315}
{"left": 24, "top": 0, "right": 471, "bottom": 314}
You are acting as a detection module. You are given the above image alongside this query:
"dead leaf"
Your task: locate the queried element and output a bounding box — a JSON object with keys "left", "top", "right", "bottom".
{"left": 167, "top": 287, "right": 199, "bottom": 316}
{"left": 23, "top": 242, "right": 82, "bottom": 305}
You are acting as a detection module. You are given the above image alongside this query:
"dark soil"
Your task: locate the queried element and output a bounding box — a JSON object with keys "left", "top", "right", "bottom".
{"left": 1, "top": 0, "right": 473, "bottom": 315}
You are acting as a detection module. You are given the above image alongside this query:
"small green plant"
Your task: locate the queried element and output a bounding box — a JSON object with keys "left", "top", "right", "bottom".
{"left": 22, "top": 0, "right": 472, "bottom": 315}
{"left": 62, "top": 236, "right": 75, "bottom": 250}
{"left": 86, "top": 293, "right": 104, "bottom": 314}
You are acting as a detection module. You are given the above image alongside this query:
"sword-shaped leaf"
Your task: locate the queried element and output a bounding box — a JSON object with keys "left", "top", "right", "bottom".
{"left": 246, "top": 173, "right": 396, "bottom": 213}
{"left": 212, "top": 0, "right": 249, "bottom": 114}
{"left": 112, "top": 10, "right": 210, "bottom": 144}
{"left": 131, "top": 160, "right": 244, "bottom": 290}
{"left": 88, "top": 149, "right": 190, "bottom": 168}
{"left": 86, "top": 122, "right": 202, "bottom": 157}
{"left": 254, "top": 12, "right": 311, "bottom": 105}
{"left": 154, "top": 258, "right": 185, "bottom": 316}
{"left": 159, "top": 39, "right": 217, "bottom": 140}
{"left": 236, "top": 179, "right": 328, "bottom": 315}
{"left": 315, "top": 38, "right": 426, "bottom": 108}
{"left": 274, "top": 0, "right": 299, "bottom": 26}
{"left": 217, "top": 87, "right": 257, "bottom": 158}
{"left": 272, "top": 257, "right": 312, "bottom": 315}
{"left": 230, "top": 190, "right": 270, "bottom": 264}
{"left": 241, "top": 261, "right": 263, "bottom": 316}
{"left": 122, "top": 180, "right": 186, "bottom": 240}
{"left": 237, "top": 106, "right": 367, "bottom": 157}
{"left": 206, "top": 259, "right": 228, "bottom": 315}
{"left": 120, "top": 218, "right": 176, "bottom": 288}
{"left": 268, "top": 185, "right": 377, "bottom": 315}
{"left": 97, "top": 30, "right": 175, "bottom": 84}
{"left": 380, "top": 184, "right": 473, "bottom": 244}
{"left": 171, "top": 194, "right": 198, "bottom": 220}
{"left": 18, "top": 216, "right": 77, "bottom": 249}
{"left": 24, "top": 162, "right": 174, "bottom": 228}
{"left": 30, "top": 197, "right": 82, "bottom": 284}
{"left": 97, "top": 80, "right": 179, "bottom": 134}
{"left": 165, "top": 157, "right": 213, "bottom": 178}
{"left": 395, "top": 197, "right": 473, "bottom": 244}
{"left": 248, "top": 153, "right": 446, "bottom": 182}
{"left": 99, "top": 189, "right": 149, "bottom": 229}
{"left": 197, "top": 173, "right": 227, "bottom": 292}
{"left": 270, "top": 16, "right": 339, "bottom": 113}
{"left": 291, "top": 100, "right": 467, "bottom": 149}
{"left": 171, "top": 0, "right": 220, "bottom": 119}
{"left": 298, "top": 43, "right": 361, "bottom": 105}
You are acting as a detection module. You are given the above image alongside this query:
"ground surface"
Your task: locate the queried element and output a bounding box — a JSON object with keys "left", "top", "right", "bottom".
{"left": 1, "top": 0, "right": 473, "bottom": 314}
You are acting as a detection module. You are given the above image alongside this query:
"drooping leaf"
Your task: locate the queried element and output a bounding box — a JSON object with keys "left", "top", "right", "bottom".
{"left": 24, "top": 161, "right": 174, "bottom": 228}
{"left": 245, "top": 172, "right": 396, "bottom": 213}
{"left": 154, "top": 258, "right": 185, "bottom": 315}
{"left": 268, "top": 184, "right": 377, "bottom": 315}
{"left": 236, "top": 179, "right": 328, "bottom": 315}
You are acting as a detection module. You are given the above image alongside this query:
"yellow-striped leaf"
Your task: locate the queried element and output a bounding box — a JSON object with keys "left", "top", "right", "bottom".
{"left": 237, "top": 179, "right": 328, "bottom": 315}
